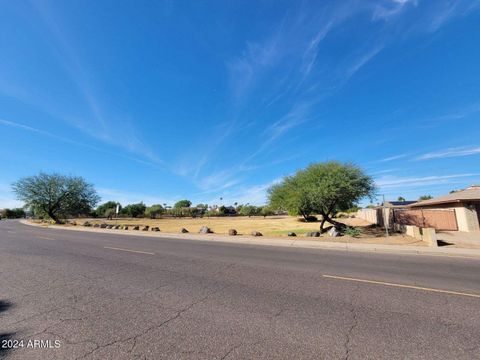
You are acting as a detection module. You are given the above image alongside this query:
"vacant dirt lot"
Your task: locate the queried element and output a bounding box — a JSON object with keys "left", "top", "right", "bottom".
{"left": 69, "top": 216, "right": 424, "bottom": 246}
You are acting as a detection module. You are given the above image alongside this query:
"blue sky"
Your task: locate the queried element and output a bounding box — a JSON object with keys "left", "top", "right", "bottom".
{"left": 1, "top": 0, "right": 480, "bottom": 208}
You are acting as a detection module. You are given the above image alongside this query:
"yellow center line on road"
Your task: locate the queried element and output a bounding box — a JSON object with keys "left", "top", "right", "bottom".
{"left": 37, "top": 236, "right": 56, "bottom": 240}
{"left": 323, "top": 274, "right": 480, "bottom": 299}
{"left": 104, "top": 246, "right": 155, "bottom": 255}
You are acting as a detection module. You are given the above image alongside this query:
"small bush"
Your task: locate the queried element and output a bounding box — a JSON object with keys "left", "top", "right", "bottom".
{"left": 344, "top": 227, "right": 361, "bottom": 237}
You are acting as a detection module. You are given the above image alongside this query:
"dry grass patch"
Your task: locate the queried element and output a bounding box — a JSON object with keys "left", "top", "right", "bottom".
{"left": 85, "top": 215, "right": 324, "bottom": 237}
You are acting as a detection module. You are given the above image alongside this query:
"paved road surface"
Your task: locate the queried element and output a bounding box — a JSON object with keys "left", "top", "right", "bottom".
{"left": 1, "top": 220, "right": 479, "bottom": 359}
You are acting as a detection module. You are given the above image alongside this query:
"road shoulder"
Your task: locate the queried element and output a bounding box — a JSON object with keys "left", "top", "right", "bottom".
{"left": 19, "top": 219, "right": 480, "bottom": 259}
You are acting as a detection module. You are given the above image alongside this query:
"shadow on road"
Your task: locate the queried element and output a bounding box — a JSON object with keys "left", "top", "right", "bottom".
{"left": 0, "top": 300, "right": 13, "bottom": 312}
{"left": 0, "top": 300, "right": 15, "bottom": 358}
{"left": 437, "top": 239, "right": 454, "bottom": 247}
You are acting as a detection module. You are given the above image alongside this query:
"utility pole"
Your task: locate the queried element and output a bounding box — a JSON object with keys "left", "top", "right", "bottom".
{"left": 115, "top": 203, "right": 120, "bottom": 226}
{"left": 383, "top": 194, "right": 389, "bottom": 237}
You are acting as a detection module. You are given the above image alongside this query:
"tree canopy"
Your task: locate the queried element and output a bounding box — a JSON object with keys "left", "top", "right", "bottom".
{"left": 95, "top": 201, "right": 120, "bottom": 219}
{"left": 419, "top": 195, "right": 433, "bottom": 201}
{"left": 174, "top": 199, "right": 192, "bottom": 208}
{"left": 145, "top": 204, "right": 164, "bottom": 218}
{"left": 12, "top": 173, "right": 99, "bottom": 223}
{"left": 268, "top": 162, "right": 375, "bottom": 231}
{"left": 121, "top": 202, "right": 146, "bottom": 218}
{"left": 0, "top": 208, "right": 26, "bottom": 219}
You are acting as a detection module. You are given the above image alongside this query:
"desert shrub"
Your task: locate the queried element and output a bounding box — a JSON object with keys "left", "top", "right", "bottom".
{"left": 344, "top": 227, "right": 361, "bottom": 237}
{"left": 260, "top": 206, "right": 275, "bottom": 217}
{"left": 145, "top": 204, "right": 164, "bottom": 219}
{"left": 239, "top": 205, "right": 260, "bottom": 217}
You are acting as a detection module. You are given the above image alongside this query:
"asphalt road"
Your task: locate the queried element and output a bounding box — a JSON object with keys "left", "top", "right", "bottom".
{"left": 1, "top": 220, "right": 479, "bottom": 360}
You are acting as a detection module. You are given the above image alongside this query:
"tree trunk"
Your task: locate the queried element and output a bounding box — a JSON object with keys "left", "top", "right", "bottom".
{"left": 48, "top": 210, "right": 61, "bottom": 224}
{"left": 319, "top": 218, "right": 326, "bottom": 232}
{"left": 320, "top": 212, "right": 346, "bottom": 232}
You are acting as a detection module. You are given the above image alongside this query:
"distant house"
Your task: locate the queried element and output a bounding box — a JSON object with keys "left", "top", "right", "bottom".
{"left": 356, "top": 187, "right": 480, "bottom": 233}
{"left": 407, "top": 185, "right": 480, "bottom": 232}
{"left": 383, "top": 201, "right": 418, "bottom": 208}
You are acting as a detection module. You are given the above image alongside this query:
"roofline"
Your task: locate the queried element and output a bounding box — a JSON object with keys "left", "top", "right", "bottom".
{"left": 409, "top": 199, "right": 465, "bottom": 207}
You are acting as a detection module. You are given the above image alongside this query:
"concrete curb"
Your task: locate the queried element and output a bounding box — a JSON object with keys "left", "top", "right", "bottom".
{"left": 20, "top": 220, "right": 480, "bottom": 259}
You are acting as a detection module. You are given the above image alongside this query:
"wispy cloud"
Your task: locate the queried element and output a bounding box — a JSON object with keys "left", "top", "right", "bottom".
{"left": 300, "top": 22, "right": 334, "bottom": 77}
{"left": 204, "top": 177, "right": 283, "bottom": 206}
{"left": 0, "top": 118, "right": 165, "bottom": 169}
{"left": 345, "top": 45, "right": 384, "bottom": 79}
{"left": 416, "top": 146, "right": 480, "bottom": 160}
{"left": 30, "top": 1, "right": 161, "bottom": 165}
{"left": 428, "top": 0, "right": 480, "bottom": 32}
{"left": 372, "top": 0, "right": 418, "bottom": 21}
{"left": 418, "top": 101, "right": 480, "bottom": 128}
{"left": 376, "top": 173, "right": 479, "bottom": 189}
{"left": 378, "top": 153, "right": 409, "bottom": 162}
{"left": 97, "top": 187, "right": 176, "bottom": 207}
{"left": 227, "top": 35, "right": 282, "bottom": 105}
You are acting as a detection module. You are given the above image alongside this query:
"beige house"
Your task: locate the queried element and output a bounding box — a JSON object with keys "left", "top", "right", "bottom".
{"left": 408, "top": 186, "right": 480, "bottom": 232}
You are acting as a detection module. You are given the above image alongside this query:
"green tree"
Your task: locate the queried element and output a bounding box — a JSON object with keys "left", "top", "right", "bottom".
{"left": 239, "top": 205, "right": 259, "bottom": 217}
{"left": 145, "top": 204, "right": 164, "bottom": 219}
{"left": 419, "top": 195, "right": 433, "bottom": 201}
{"left": 397, "top": 196, "right": 406, "bottom": 202}
{"left": 260, "top": 206, "right": 275, "bottom": 218}
{"left": 174, "top": 199, "right": 192, "bottom": 208}
{"left": 121, "top": 202, "right": 147, "bottom": 218}
{"left": 268, "top": 176, "right": 315, "bottom": 220}
{"left": 1, "top": 208, "right": 26, "bottom": 219}
{"left": 95, "top": 201, "right": 120, "bottom": 219}
{"left": 268, "top": 162, "right": 375, "bottom": 231}
{"left": 12, "top": 173, "right": 99, "bottom": 224}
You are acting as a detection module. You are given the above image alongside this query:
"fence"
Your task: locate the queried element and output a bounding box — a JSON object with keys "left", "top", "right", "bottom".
{"left": 393, "top": 209, "right": 458, "bottom": 231}
{"left": 356, "top": 208, "right": 380, "bottom": 224}
{"left": 357, "top": 208, "right": 459, "bottom": 231}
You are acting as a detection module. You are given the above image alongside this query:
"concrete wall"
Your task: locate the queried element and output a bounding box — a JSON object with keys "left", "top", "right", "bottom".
{"left": 356, "top": 209, "right": 379, "bottom": 224}
{"left": 454, "top": 206, "right": 480, "bottom": 232}
{"left": 356, "top": 208, "right": 393, "bottom": 228}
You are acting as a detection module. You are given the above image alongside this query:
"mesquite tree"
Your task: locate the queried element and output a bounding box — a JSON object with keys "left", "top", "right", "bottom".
{"left": 268, "top": 162, "right": 375, "bottom": 232}
{"left": 12, "top": 173, "right": 100, "bottom": 224}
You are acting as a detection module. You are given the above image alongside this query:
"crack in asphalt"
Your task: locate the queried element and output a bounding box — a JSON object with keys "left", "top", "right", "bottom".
{"left": 344, "top": 284, "right": 359, "bottom": 360}
{"left": 219, "top": 339, "right": 267, "bottom": 360}
{"left": 74, "top": 263, "right": 237, "bottom": 359}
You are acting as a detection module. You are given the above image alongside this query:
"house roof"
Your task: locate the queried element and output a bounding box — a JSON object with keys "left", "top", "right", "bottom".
{"left": 410, "top": 185, "right": 480, "bottom": 207}
{"left": 384, "top": 201, "right": 418, "bottom": 208}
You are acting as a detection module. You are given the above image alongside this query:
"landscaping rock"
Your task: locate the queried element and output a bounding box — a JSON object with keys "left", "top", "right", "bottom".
{"left": 288, "top": 232, "right": 297, "bottom": 237}
{"left": 114, "top": 225, "right": 121, "bottom": 229}
{"left": 228, "top": 229, "right": 237, "bottom": 236}
{"left": 83, "top": 221, "right": 92, "bottom": 227}
{"left": 305, "top": 231, "right": 320, "bottom": 237}
{"left": 107, "top": 225, "right": 114, "bottom": 229}
{"left": 180, "top": 228, "right": 189, "bottom": 233}
{"left": 142, "top": 226, "right": 149, "bottom": 231}
{"left": 133, "top": 226, "right": 140, "bottom": 231}
{"left": 93, "top": 224, "right": 100, "bottom": 228}
{"left": 327, "top": 226, "right": 340, "bottom": 237}
{"left": 151, "top": 227, "right": 160, "bottom": 232}
{"left": 100, "top": 223, "right": 108, "bottom": 229}
{"left": 124, "top": 226, "right": 129, "bottom": 230}
{"left": 199, "top": 226, "right": 213, "bottom": 234}
{"left": 251, "top": 231, "right": 263, "bottom": 237}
